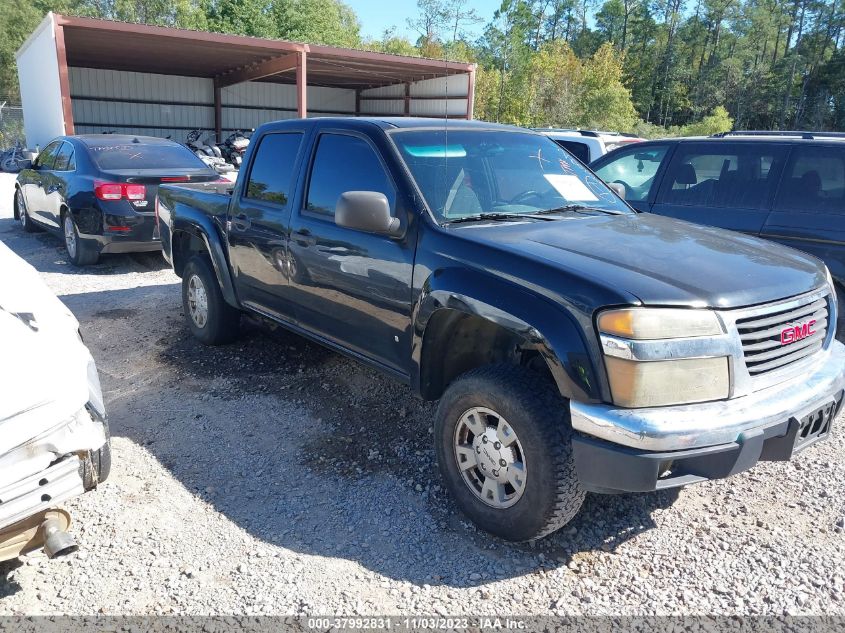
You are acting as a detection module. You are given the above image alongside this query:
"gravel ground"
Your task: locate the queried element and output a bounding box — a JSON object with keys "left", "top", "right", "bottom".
{"left": 0, "top": 172, "right": 843, "bottom": 617}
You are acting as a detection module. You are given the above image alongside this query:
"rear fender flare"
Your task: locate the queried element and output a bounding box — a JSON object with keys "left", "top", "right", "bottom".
{"left": 171, "top": 211, "right": 238, "bottom": 308}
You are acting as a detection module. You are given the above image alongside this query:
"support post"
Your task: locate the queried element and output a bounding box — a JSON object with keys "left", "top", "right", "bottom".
{"left": 404, "top": 83, "right": 411, "bottom": 116}
{"left": 54, "top": 22, "right": 75, "bottom": 135}
{"left": 214, "top": 79, "right": 222, "bottom": 142}
{"left": 355, "top": 89, "right": 360, "bottom": 117}
{"left": 296, "top": 51, "right": 307, "bottom": 119}
{"left": 466, "top": 67, "right": 476, "bottom": 121}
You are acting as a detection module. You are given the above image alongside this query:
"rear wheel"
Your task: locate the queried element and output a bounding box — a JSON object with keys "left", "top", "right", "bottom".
{"left": 14, "top": 188, "right": 38, "bottom": 233}
{"left": 63, "top": 212, "right": 99, "bottom": 266}
{"left": 182, "top": 255, "right": 241, "bottom": 345}
{"left": 435, "top": 364, "right": 585, "bottom": 542}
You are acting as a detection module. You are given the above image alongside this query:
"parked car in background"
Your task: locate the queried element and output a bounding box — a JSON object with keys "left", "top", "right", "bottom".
{"left": 591, "top": 131, "right": 845, "bottom": 334}
{"left": 0, "top": 242, "right": 110, "bottom": 561}
{"left": 156, "top": 117, "right": 843, "bottom": 542}
{"left": 13, "top": 135, "right": 219, "bottom": 266}
{"left": 536, "top": 128, "right": 643, "bottom": 163}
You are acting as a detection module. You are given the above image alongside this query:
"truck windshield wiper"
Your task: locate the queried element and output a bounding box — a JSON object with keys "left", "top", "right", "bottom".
{"left": 534, "top": 204, "right": 627, "bottom": 216}
{"left": 445, "top": 212, "right": 532, "bottom": 224}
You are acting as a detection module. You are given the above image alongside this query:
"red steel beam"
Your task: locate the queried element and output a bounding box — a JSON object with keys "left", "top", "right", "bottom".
{"left": 53, "top": 21, "right": 75, "bottom": 135}
{"left": 215, "top": 52, "right": 300, "bottom": 89}
{"left": 297, "top": 51, "right": 307, "bottom": 118}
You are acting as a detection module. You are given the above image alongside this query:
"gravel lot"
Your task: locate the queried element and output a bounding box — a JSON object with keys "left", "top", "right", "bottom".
{"left": 0, "top": 171, "right": 843, "bottom": 617}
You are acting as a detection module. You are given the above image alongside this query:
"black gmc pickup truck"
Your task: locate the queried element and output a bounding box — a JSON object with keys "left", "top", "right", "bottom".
{"left": 157, "top": 118, "right": 845, "bottom": 542}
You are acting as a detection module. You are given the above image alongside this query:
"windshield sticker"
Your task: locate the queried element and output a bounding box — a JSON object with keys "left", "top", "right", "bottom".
{"left": 544, "top": 174, "right": 599, "bottom": 201}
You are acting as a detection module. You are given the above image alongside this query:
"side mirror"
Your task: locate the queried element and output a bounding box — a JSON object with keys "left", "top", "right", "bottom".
{"left": 608, "top": 182, "right": 626, "bottom": 200}
{"left": 335, "top": 191, "right": 402, "bottom": 237}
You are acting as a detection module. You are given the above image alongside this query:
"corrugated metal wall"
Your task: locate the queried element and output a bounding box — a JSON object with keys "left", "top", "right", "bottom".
{"left": 69, "top": 67, "right": 471, "bottom": 142}
{"left": 360, "top": 74, "right": 469, "bottom": 117}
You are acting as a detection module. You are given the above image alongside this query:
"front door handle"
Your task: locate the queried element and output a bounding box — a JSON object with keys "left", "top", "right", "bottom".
{"left": 230, "top": 213, "right": 251, "bottom": 231}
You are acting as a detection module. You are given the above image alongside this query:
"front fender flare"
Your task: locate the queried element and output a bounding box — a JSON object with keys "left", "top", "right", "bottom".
{"left": 412, "top": 269, "right": 601, "bottom": 403}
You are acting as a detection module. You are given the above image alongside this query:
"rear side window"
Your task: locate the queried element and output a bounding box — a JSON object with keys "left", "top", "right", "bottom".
{"left": 53, "top": 142, "right": 75, "bottom": 171}
{"left": 35, "top": 141, "right": 62, "bottom": 170}
{"left": 88, "top": 142, "right": 208, "bottom": 170}
{"left": 306, "top": 134, "right": 395, "bottom": 217}
{"left": 244, "top": 133, "right": 304, "bottom": 207}
{"left": 775, "top": 145, "right": 845, "bottom": 214}
{"left": 593, "top": 144, "right": 669, "bottom": 202}
{"left": 659, "top": 142, "right": 787, "bottom": 209}
{"left": 552, "top": 140, "right": 590, "bottom": 163}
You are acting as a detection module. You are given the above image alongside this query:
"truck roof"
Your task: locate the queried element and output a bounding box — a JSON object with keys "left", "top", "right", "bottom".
{"left": 261, "top": 117, "right": 525, "bottom": 133}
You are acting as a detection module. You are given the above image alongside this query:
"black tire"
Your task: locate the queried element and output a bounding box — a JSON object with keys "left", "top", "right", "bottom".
{"left": 14, "top": 187, "right": 38, "bottom": 233}
{"left": 435, "top": 364, "right": 585, "bottom": 542}
{"left": 182, "top": 254, "right": 241, "bottom": 345}
{"left": 63, "top": 212, "right": 99, "bottom": 266}
{"left": 83, "top": 421, "right": 112, "bottom": 490}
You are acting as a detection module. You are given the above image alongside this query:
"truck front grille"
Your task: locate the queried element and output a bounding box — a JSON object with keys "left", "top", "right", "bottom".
{"left": 736, "top": 295, "right": 829, "bottom": 377}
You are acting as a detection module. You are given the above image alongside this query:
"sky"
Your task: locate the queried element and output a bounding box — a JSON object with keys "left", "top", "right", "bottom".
{"left": 349, "top": 0, "right": 503, "bottom": 42}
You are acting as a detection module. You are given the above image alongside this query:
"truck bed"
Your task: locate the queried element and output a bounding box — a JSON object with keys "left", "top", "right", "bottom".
{"left": 158, "top": 181, "right": 233, "bottom": 220}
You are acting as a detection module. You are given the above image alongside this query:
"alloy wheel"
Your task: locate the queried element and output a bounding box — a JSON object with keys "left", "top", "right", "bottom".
{"left": 16, "top": 189, "right": 27, "bottom": 228}
{"left": 187, "top": 274, "right": 209, "bottom": 328}
{"left": 453, "top": 406, "right": 527, "bottom": 509}
{"left": 64, "top": 215, "right": 77, "bottom": 259}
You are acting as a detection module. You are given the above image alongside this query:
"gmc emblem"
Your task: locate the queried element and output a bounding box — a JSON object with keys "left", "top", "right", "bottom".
{"left": 781, "top": 319, "right": 816, "bottom": 345}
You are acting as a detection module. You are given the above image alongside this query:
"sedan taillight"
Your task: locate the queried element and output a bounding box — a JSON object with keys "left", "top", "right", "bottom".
{"left": 94, "top": 181, "right": 146, "bottom": 201}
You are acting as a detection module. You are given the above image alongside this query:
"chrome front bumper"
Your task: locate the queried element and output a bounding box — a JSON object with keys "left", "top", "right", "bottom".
{"left": 0, "top": 455, "right": 84, "bottom": 532}
{"left": 570, "top": 340, "right": 845, "bottom": 452}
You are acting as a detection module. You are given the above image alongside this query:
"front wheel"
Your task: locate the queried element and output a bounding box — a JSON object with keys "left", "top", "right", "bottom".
{"left": 435, "top": 364, "right": 585, "bottom": 542}
{"left": 182, "top": 255, "right": 241, "bottom": 345}
{"left": 14, "top": 188, "right": 38, "bottom": 233}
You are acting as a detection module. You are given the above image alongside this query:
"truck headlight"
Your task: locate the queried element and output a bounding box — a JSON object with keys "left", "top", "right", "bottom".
{"left": 597, "top": 308, "right": 730, "bottom": 408}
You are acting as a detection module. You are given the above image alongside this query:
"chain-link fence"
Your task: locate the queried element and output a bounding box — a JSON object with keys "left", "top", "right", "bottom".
{"left": 0, "top": 98, "right": 25, "bottom": 150}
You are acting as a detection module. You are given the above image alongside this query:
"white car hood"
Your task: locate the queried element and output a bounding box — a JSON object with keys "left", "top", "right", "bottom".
{"left": 0, "top": 242, "right": 101, "bottom": 455}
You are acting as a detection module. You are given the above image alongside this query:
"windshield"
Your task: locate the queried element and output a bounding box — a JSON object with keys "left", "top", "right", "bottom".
{"left": 391, "top": 129, "right": 631, "bottom": 223}
{"left": 88, "top": 142, "right": 209, "bottom": 171}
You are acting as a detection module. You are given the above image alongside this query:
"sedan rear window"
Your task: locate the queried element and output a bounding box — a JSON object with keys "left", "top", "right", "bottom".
{"left": 87, "top": 142, "right": 208, "bottom": 170}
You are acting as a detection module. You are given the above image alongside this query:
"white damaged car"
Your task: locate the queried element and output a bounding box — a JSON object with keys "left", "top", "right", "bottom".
{"left": 0, "top": 241, "right": 110, "bottom": 561}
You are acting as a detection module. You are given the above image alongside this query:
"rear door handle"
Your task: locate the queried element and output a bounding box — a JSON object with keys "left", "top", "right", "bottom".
{"left": 230, "top": 213, "right": 251, "bottom": 231}
{"left": 293, "top": 228, "right": 315, "bottom": 246}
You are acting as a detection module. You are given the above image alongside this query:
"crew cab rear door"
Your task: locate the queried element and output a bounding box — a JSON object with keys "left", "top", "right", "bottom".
{"left": 226, "top": 131, "right": 305, "bottom": 321}
{"left": 287, "top": 128, "right": 415, "bottom": 377}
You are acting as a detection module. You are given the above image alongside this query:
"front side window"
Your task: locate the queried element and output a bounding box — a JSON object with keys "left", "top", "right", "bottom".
{"left": 35, "top": 141, "right": 62, "bottom": 170}
{"left": 774, "top": 145, "right": 845, "bottom": 213}
{"left": 306, "top": 134, "right": 396, "bottom": 216}
{"left": 659, "top": 142, "right": 787, "bottom": 210}
{"left": 392, "top": 130, "right": 631, "bottom": 222}
{"left": 244, "top": 133, "right": 304, "bottom": 207}
{"left": 593, "top": 144, "right": 669, "bottom": 202}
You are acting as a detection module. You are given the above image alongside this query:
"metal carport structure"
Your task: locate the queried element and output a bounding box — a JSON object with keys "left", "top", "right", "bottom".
{"left": 16, "top": 13, "right": 476, "bottom": 148}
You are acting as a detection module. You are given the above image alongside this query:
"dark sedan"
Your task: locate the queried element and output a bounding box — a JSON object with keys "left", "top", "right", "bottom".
{"left": 13, "top": 135, "right": 219, "bottom": 265}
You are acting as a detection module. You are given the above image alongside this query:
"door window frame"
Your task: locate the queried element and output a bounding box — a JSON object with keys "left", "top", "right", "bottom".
{"left": 52, "top": 141, "right": 76, "bottom": 172}
{"left": 592, "top": 141, "right": 676, "bottom": 205}
{"left": 654, "top": 140, "right": 788, "bottom": 211}
{"left": 239, "top": 130, "right": 307, "bottom": 212}
{"left": 34, "top": 140, "right": 63, "bottom": 171}
{"left": 299, "top": 129, "right": 399, "bottom": 224}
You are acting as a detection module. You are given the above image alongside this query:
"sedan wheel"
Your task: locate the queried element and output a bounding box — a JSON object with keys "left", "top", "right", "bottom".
{"left": 15, "top": 188, "right": 35, "bottom": 233}
{"left": 64, "top": 214, "right": 77, "bottom": 259}
{"left": 187, "top": 274, "right": 209, "bottom": 329}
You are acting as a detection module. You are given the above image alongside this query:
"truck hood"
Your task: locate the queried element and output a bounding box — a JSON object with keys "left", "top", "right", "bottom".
{"left": 457, "top": 212, "right": 827, "bottom": 308}
{"left": 0, "top": 242, "right": 103, "bottom": 456}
